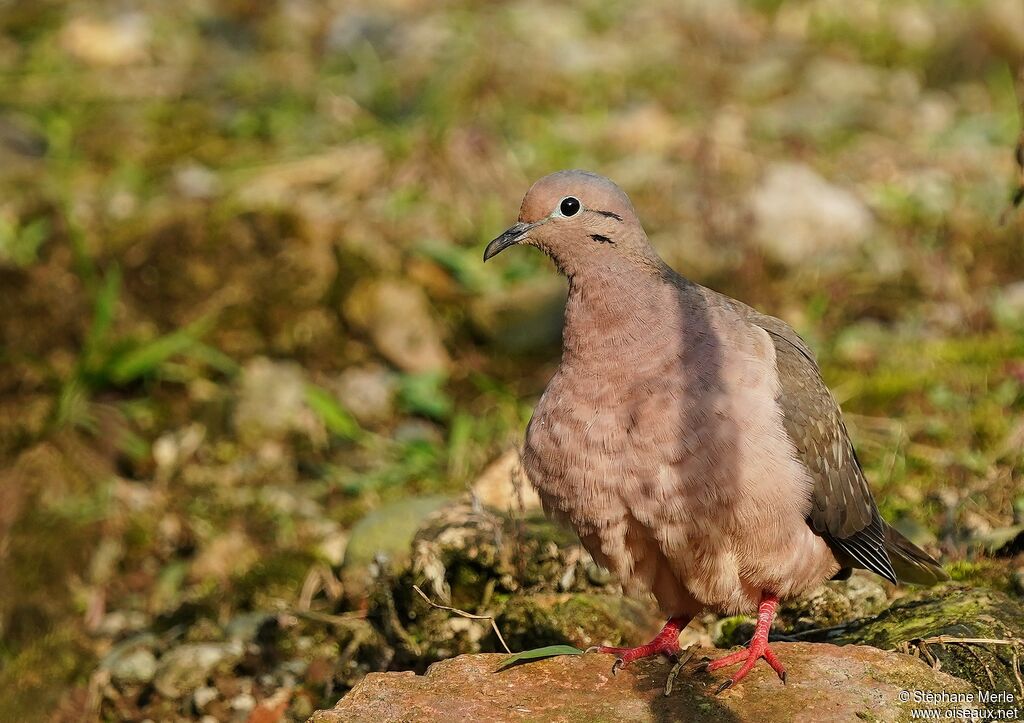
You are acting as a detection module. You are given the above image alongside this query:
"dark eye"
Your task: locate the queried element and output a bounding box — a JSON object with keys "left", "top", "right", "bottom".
{"left": 559, "top": 196, "right": 580, "bottom": 217}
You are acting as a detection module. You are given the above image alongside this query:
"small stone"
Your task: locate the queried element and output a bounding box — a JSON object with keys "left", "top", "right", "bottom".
{"left": 153, "top": 642, "right": 244, "bottom": 698}
{"left": 748, "top": 162, "right": 874, "bottom": 266}
{"left": 233, "top": 358, "right": 315, "bottom": 443}
{"left": 229, "top": 693, "right": 256, "bottom": 713}
{"left": 189, "top": 530, "right": 259, "bottom": 582}
{"left": 192, "top": 686, "right": 218, "bottom": 712}
{"left": 60, "top": 13, "right": 150, "bottom": 66}
{"left": 993, "top": 281, "right": 1024, "bottom": 328}
{"left": 343, "top": 279, "right": 450, "bottom": 374}
{"left": 95, "top": 609, "right": 149, "bottom": 638}
{"left": 317, "top": 525, "right": 349, "bottom": 567}
{"left": 470, "top": 449, "right": 541, "bottom": 513}
{"left": 334, "top": 364, "right": 397, "bottom": 425}
{"left": 224, "top": 612, "right": 277, "bottom": 643}
{"left": 174, "top": 162, "right": 220, "bottom": 200}
{"left": 99, "top": 634, "right": 159, "bottom": 685}
{"left": 981, "top": 0, "right": 1024, "bottom": 61}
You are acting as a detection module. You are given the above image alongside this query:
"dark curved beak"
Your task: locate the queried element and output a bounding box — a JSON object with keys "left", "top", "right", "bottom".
{"left": 483, "top": 222, "right": 532, "bottom": 262}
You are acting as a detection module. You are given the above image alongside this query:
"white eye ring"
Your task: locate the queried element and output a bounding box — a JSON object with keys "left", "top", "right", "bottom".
{"left": 556, "top": 196, "right": 582, "bottom": 217}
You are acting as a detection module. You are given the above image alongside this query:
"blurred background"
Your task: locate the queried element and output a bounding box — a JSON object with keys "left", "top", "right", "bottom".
{"left": 1, "top": 0, "right": 1022, "bottom": 720}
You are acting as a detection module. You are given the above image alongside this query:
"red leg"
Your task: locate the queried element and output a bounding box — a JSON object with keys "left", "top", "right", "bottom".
{"left": 706, "top": 592, "right": 786, "bottom": 692}
{"left": 587, "top": 616, "right": 691, "bottom": 674}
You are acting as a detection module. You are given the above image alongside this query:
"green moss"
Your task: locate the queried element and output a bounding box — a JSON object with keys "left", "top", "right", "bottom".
{"left": 947, "top": 560, "right": 1014, "bottom": 592}
{"left": 714, "top": 615, "right": 754, "bottom": 648}
{"left": 496, "top": 593, "right": 656, "bottom": 652}
{"left": 0, "top": 625, "right": 95, "bottom": 722}
{"left": 825, "top": 586, "right": 1024, "bottom": 694}
{"left": 232, "top": 549, "right": 320, "bottom": 607}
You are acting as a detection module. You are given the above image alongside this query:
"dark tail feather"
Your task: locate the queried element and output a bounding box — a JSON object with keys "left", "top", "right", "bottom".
{"left": 884, "top": 525, "right": 948, "bottom": 585}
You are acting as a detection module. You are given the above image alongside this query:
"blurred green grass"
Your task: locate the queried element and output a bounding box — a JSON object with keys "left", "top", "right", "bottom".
{"left": 0, "top": 0, "right": 1022, "bottom": 719}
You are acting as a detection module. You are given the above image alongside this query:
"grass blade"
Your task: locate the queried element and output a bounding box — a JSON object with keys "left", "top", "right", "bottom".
{"left": 305, "top": 384, "right": 362, "bottom": 440}
{"left": 495, "top": 645, "right": 584, "bottom": 671}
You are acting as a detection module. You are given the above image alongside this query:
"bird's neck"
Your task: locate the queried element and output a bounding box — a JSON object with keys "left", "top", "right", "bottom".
{"left": 561, "top": 262, "right": 676, "bottom": 366}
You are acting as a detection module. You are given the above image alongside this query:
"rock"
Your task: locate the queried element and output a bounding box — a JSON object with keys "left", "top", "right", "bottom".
{"left": 59, "top": 13, "right": 150, "bottom": 67}
{"left": 152, "top": 641, "right": 244, "bottom": 698}
{"left": 223, "top": 611, "right": 277, "bottom": 643}
{"left": 719, "top": 572, "right": 891, "bottom": 648}
{"left": 981, "top": 0, "right": 1024, "bottom": 62}
{"left": 803, "top": 58, "right": 883, "bottom": 105}
{"left": 152, "top": 423, "right": 205, "bottom": 481}
{"left": 95, "top": 610, "right": 150, "bottom": 638}
{"left": 470, "top": 449, "right": 541, "bottom": 513}
{"left": 367, "top": 500, "right": 641, "bottom": 668}
{"left": 993, "top": 281, "right": 1024, "bottom": 328}
{"left": 312, "top": 646, "right": 979, "bottom": 722}
{"left": 173, "top": 162, "right": 221, "bottom": 200}
{"left": 407, "top": 503, "right": 507, "bottom": 607}
{"left": 747, "top": 162, "right": 874, "bottom": 266}
{"left": 192, "top": 686, "right": 218, "bottom": 712}
{"left": 334, "top": 364, "right": 397, "bottom": 425}
{"left": 805, "top": 585, "right": 1024, "bottom": 695}
{"left": 341, "top": 496, "right": 454, "bottom": 601}
{"left": 497, "top": 593, "right": 659, "bottom": 652}
{"left": 99, "top": 634, "right": 159, "bottom": 685}
{"left": 344, "top": 279, "right": 450, "bottom": 374}
{"left": 189, "top": 529, "right": 259, "bottom": 582}
{"left": 776, "top": 572, "right": 888, "bottom": 632}
{"left": 233, "top": 357, "right": 315, "bottom": 443}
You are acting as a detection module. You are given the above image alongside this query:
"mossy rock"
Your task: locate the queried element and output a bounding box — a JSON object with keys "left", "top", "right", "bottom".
{"left": 374, "top": 501, "right": 638, "bottom": 669}
{"left": 807, "top": 585, "right": 1024, "bottom": 695}
{"left": 716, "top": 572, "right": 889, "bottom": 648}
{"left": 405, "top": 502, "right": 607, "bottom": 611}
{"left": 495, "top": 593, "right": 660, "bottom": 651}
{"left": 341, "top": 496, "right": 455, "bottom": 601}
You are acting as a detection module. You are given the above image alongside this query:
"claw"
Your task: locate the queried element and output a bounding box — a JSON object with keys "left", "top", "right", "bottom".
{"left": 715, "top": 679, "right": 734, "bottom": 695}
{"left": 664, "top": 648, "right": 695, "bottom": 697}
{"left": 584, "top": 646, "right": 602, "bottom": 655}
{"left": 611, "top": 658, "right": 623, "bottom": 675}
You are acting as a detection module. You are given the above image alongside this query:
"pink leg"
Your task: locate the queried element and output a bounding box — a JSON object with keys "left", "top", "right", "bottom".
{"left": 587, "top": 616, "right": 692, "bottom": 674}
{"left": 706, "top": 592, "right": 787, "bottom": 693}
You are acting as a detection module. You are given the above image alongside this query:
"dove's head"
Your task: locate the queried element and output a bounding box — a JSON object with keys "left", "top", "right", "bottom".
{"left": 484, "top": 170, "right": 661, "bottom": 276}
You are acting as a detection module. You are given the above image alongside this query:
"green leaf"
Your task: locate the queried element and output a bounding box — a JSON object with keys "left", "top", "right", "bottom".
{"left": 105, "top": 328, "right": 201, "bottom": 385}
{"left": 83, "top": 265, "right": 122, "bottom": 369}
{"left": 495, "top": 645, "right": 584, "bottom": 671}
{"left": 398, "top": 371, "right": 452, "bottom": 420}
{"left": 305, "top": 384, "right": 362, "bottom": 440}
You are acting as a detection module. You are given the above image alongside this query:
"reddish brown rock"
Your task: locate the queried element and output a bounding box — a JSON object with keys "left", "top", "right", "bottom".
{"left": 312, "top": 643, "right": 980, "bottom": 722}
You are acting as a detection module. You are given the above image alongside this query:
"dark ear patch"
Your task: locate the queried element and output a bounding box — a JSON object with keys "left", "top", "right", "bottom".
{"left": 594, "top": 210, "right": 623, "bottom": 221}
{"left": 590, "top": 234, "right": 614, "bottom": 244}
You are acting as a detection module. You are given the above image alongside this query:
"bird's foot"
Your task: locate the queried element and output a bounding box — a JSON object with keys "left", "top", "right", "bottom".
{"left": 586, "top": 615, "right": 691, "bottom": 674}
{"left": 706, "top": 592, "right": 785, "bottom": 693}
{"left": 705, "top": 638, "right": 786, "bottom": 692}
